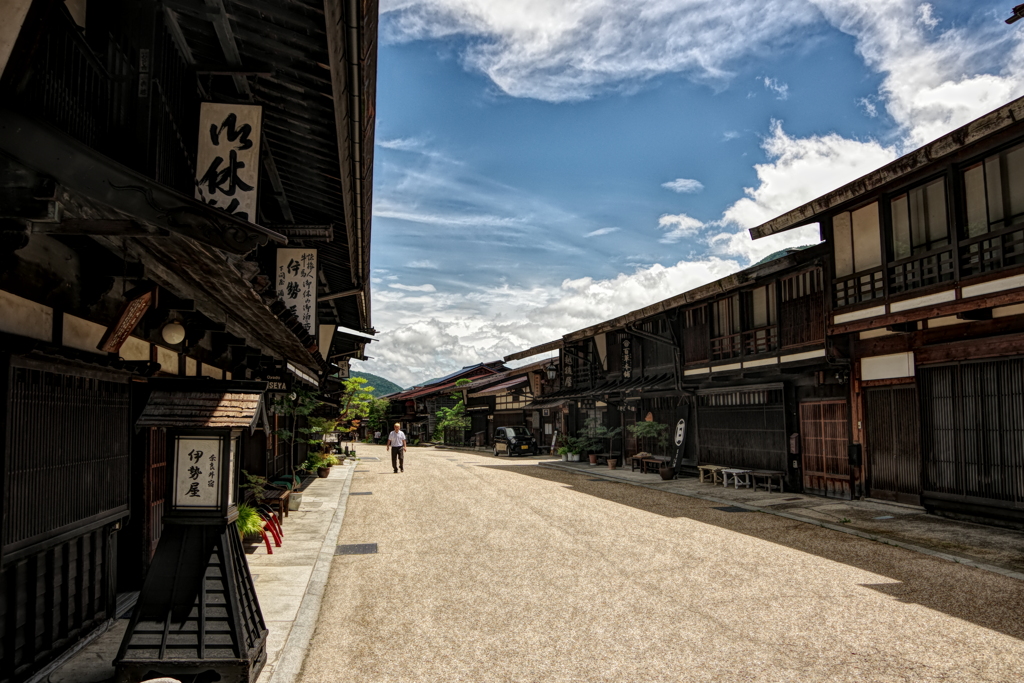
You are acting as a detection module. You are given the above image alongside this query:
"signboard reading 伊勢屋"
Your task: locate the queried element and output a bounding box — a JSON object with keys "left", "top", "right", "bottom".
{"left": 195, "top": 102, "right": 262, "bottom": 220}
{"left": 174, "top": 436, "right": 222, "bottom": 508}
{"left": 276, "top": 249, "right": 317, "bottom": 336}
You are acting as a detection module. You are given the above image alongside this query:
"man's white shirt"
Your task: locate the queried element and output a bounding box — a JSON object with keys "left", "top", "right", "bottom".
{"left": 386, "top": 430, "right": 407, "bottom": 447}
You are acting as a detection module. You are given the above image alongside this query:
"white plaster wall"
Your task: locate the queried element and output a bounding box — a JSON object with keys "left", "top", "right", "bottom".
{"left": 861, "top": 352, "right": 915, "bottom": 381}
{"left": 0, "top": 0, "right": 33, "bottom": 79}
{"left": 120, "top": 335, "right": 151, "bottom": 362}
{"left": 0, "top": 289, "right": 52, "bottom": 341}
{"left": 63, "top": 314, "right": 105, "bottom": 354}
{"left": 155, "top": 345, "right": 179, "bottom": 374}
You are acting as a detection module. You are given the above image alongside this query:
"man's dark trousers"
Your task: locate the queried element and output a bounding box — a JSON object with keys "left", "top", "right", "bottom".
{"left": 391, "top": 447, "right": 404, "bottom": 472}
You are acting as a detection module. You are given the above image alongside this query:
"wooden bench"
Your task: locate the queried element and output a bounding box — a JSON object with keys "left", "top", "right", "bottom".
{"left": 751, "top": 470, "right": 785, "bottom": 493}
{"left": 628, "top": 452, "right": 650, "bottom": 472}
{"left": 641, "top": 455, "right": 672, "bottom": 474}
{"left": 262, "top": 488, "right": 290, "bottom": 522}
{"left": 697, "top": 464, "right": 726, "bottom": 485}
{"left": 721, "top": 468, "right": 753, "bottom": 489}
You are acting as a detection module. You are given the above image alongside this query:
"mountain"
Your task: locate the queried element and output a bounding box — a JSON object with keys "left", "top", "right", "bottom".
{"left": 350, "top": 371, "right": 403, "bottom": 396}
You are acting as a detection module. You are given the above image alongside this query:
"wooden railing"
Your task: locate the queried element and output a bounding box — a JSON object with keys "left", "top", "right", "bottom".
{"left": 710, "top": 333, "right": 742, "bottom": 361}
{"left": 959, "top": 222, "right": 1024, "bottom": 278}
{"left": 888, "top": 246, "right": 955, "bottom": 295}
{"left": 833, "top": 266, "right": 884, "bottom": 309}
{"left": 742, "top": 326, "right": 778, "bottom": 356}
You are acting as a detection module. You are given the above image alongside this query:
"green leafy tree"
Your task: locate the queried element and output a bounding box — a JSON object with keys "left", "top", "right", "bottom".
{"left": 628, "top": 420, "right": 670, "bottom": 454}
{"left": 273, "top": 387, "right": 322, "bottom": 482}
{"left": 366, "top": 396, "right": 391, "bottom": 435}
{"left": 337, "top": 377, "right": 376, "bottom": 431}
{"left": 433, "top": 378, "right": 473, "bottom": 442}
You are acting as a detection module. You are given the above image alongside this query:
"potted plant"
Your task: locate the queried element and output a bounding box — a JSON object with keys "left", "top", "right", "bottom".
{"left": 581, "top": 418, "right": 622, "bottom": 469}
{"left": 235, "top": 503, "right": 264, "bottom": 541}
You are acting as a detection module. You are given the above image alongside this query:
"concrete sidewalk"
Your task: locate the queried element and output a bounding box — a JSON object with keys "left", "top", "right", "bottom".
{"left": 46, "top": 461, "right": 355, "bottom": 683}
{"left": 538, "top": 458, "right": 1024, "bottom": 580}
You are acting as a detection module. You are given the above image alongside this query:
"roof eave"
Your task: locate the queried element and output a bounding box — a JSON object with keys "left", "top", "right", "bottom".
{"left": 748, "top": 94, "right": 1024, "bottom": 241}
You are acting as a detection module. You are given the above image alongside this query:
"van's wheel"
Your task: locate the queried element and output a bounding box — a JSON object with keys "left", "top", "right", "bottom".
{"left": 493, "top": 447, "right": 499, "bottom": 457}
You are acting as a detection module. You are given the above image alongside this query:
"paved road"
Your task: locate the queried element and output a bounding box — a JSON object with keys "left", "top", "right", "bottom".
{"left": 300, "top": 446, "right": 1024, "bottom": 683}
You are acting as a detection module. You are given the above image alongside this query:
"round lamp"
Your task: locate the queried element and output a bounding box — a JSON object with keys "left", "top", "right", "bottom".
{"left": 161, "top": 321, "right": 186, "bottom": 345}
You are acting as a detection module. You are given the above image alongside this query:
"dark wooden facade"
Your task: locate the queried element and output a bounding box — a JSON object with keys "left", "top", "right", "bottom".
{"left": 750, "top": 95, "right": 1024, "bottom": 527}
{"left": 0, "top": 1, "right": 378, "bottom": 679}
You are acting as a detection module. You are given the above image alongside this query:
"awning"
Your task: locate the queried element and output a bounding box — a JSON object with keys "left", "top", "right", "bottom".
{"left": 469, "top": 377, "right": 529, "bottom": 397}
{"left": 0, "top": 108, "right": 285, "bottom": 254}
{"left": 524, "top": 399, "right": 567, "bottom": 410}
{"left": 137, "top": 379, "right": 268, "bottom": 432}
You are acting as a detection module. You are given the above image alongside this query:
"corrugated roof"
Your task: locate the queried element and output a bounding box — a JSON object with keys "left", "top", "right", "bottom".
{"left": 137, "top": 391, "right": 263, "bottom": 428}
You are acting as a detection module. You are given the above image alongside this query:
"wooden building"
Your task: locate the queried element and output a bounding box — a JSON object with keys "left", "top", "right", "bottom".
{"left": 0, "top": 1, "right": 377, "bottom": 679}
{"left": 748, "top": 95, "right": 1024, "bottom": 527}
{"left": 384, "top": 362, "right": 507, "bottom": 443}
{"left": 511, "top": 244, "right": 842, "bottom": 494}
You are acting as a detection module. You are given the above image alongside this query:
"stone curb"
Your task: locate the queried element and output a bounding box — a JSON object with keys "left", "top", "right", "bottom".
{"left": 538, "top": 461, "right": 1024, "bottom": 583}
{"left": 267, "top": 463, "right": 356, "bottom": 683}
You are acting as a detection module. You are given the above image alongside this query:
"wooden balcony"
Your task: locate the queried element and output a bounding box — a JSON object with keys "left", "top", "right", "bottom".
{"left": 710, "top": 333, "right": 742, "bottom": 361}
{"left": 888, "top": 246, "right": 955, "bottom": 295}
{"left": 742, "top": 326, "right": 778, "bottom": 356}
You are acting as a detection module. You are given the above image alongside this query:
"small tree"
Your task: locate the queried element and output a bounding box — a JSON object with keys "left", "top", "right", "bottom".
{"left": 581, "top": 416, "right": 622, "bottom": 454}
{"left": 337, "top": 377, "right": 376, "bottom": 431}
{"left": 628, "top": 420, "right": 670, "bottom": 455}
{"left": 433, "top": 378, "right": 472, "bottom": 443}
{"left": 273, "top": 387, "right": 322, "bottom": 483}
{"left": 366, "top": 396, "right": 391, "bottom": 436}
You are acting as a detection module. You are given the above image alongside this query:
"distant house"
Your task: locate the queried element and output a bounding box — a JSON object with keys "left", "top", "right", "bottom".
{"left": 385, "top": 362, "right": 507, "bottom": 441}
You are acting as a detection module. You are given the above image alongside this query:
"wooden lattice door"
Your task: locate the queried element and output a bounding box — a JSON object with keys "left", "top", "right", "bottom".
{"left": 866, "top": 385, "right": 921, "bottom": 505}
{"left": 799, "top": 400, "right": 850, "bottom": 499}
{"left": 145, "top": 427, "right": 167, "bottom": 560}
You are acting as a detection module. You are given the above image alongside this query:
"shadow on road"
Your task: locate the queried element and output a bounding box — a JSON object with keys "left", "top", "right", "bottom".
{"left": 486, "top": 462, "right": 1024, "bottom": 643}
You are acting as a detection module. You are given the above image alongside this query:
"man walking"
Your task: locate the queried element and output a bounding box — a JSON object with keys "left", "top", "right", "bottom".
{"left": 386, "top": 423, "right": 407, "bottom": 473}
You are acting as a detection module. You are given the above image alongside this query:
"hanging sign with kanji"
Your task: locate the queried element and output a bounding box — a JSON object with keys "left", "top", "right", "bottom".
{"left": 195, "top": 102, "right": 262, "bottom": 221}
{"left": 174, "top": 436, "right": 222, "bottom": 508}
{"left": 276, "top": 248, "right": 317, "bottom": 335}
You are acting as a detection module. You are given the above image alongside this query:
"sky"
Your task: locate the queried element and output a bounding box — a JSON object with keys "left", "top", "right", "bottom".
{"left": 355, "top": 0, "right": 1024, "bottom": 388}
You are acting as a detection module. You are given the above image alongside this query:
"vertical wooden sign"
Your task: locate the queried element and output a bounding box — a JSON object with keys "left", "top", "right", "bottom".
{"left": 276, "top": 248, "right": 317, "bottom": 336}
{"left": 195, "top": 102, "right": 262, "bottom": 221}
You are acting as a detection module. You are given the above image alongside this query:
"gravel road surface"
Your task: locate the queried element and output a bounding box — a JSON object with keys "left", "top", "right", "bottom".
{"left": 298, "top": 447, "right": 1024, "bottom": 683}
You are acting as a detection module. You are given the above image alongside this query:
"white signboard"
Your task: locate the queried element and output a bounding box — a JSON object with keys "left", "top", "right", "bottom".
{"left": 195, "top": 102, "right": 262, "bottom": 221}
{"left": 276, "top": 249, "right": 317, "bottom": 335}
{"left": 175, "top": 436, "right": 222, "bottom": 508}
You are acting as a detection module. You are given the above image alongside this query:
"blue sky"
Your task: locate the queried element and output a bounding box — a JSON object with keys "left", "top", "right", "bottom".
{"left": 358, "top": 1, "right": 1024, "bottom": 387}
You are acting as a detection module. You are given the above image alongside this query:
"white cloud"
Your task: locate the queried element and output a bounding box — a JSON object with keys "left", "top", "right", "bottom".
{"left": 409, "top": 259, "right": 439, "bottom": 269}
{"left": 388, "top": 283, "right": 437, "bottom": 292}
{"left": 720, "top": 120, "right": 897, "bottom": 231}
{"left": 763, "top": 77, "right": 789, "bottom": 100}
{"left": 658, "top": 213, "right": 705, "bottom": 243}
{"left": 810, "top": 0, "right": 1024, "bottom": 149}
{"left": 916, "top": 3, "right": 939, "bottom": 29}
{"left": 584, "top": 227, "right": 620, "bottom": 237}
{"left": 381, "top": 0, "right": 821, "bottom": 102}
{"left": 661, "top": 178, "right": 704, "bottom": 193}
{"left": 378, "top": 137, "right": 424, "bottom": 151}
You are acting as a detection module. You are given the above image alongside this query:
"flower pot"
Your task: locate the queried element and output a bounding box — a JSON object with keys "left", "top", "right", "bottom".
{"left": 317, "top": 466, "right": 330, "bottom": 478}
{"left": 561, "top": 452, "right": 568, "bottom": 461}
{"left": 607, "top": 458, "right": 618, "bottom": 470}
{"left": 588, "top": 453, "right": 598, "bottom": 466}
{"left": 659, "top": 465, "right": 675, "bottom": 480}
{"left": 288, "top": 492, "right": 302, "bottom": 511}
{"left": 568, "top": 452, "right": 580, "bottom": 462}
